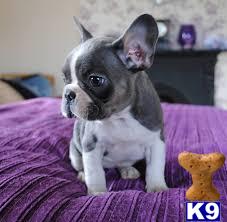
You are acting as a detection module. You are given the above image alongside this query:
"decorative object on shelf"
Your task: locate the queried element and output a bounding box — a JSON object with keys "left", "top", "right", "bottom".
{"left": 214, "top": 52, "right": 227, "bottom": 110}
{"left": 156, "top": 19, "right": 170, "bottom": 50}
{"left": 155, "top": 0, "right": 163, "bottom": 4}
{"left": 154, "top": 0, "right": 177, "bottom": 5}
{"left": 204, "top": 35, "right": 227, "bottom": 50}
{"left": 178, "top": 24, "right": 196, "bottom": 49}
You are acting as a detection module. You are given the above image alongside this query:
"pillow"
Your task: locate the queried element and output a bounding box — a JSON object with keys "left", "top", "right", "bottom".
{"left": 0, "top": 74, "right": 53, "bottom": 104}
{"left": 0, "top": 80, "right": 24, "bottom": 104}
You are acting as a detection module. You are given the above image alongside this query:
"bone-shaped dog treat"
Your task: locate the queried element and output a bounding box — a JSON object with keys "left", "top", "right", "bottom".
{"left": 178, "top": 152, "right": 225, "bottom": 201}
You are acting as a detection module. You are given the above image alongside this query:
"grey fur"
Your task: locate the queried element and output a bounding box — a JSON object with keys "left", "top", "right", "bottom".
{"left": 62, "top": 54, "right": 73, "bottom": 84}
{"left": 83, "top": 134, "right": 98, "bottom": 152}
{"left": 72, "top": 120, "right": 85, "bottom": 154}
{"left": 160, "top": 128, "right": 165, "bottom": 142}
{"left": 131, "top": 73, "right": 163, "bottom": 131}
{"left": 104, "top": 151, "right": 109, "bottom": 156}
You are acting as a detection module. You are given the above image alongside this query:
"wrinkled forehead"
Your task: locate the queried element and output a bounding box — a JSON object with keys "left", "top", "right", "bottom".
{"left": 68, "top": 37, "right": 128, "bottom": 80}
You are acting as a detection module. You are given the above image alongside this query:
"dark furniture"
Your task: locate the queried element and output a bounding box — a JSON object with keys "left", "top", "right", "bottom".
{"left": 146, "top": 50, "right": 221, "bottom": 105}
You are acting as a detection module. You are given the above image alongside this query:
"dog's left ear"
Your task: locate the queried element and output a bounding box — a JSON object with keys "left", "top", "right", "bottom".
{"left": 112, "top": 14, "right": 159, "bottom": 72}
{"left": 73, "top": 16, "right": 92, "bottom": 43}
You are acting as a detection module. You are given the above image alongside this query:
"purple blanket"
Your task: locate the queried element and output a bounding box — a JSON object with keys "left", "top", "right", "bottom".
{"left": 0, "top": 98, "right": 226, "bottom": 222}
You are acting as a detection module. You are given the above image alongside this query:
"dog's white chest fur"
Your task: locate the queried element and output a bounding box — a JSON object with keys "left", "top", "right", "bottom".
{"left": 90, "top": 106, "right": 160, "bottom": 168}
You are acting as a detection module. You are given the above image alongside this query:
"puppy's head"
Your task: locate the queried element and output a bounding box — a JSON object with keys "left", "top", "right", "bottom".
{"left": 61, "top": 14, "right": 158, "bottom": 120}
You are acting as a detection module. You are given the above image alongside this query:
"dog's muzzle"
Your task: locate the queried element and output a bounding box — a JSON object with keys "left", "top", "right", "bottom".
{"left": 64, "top": 90, "right": 76, "bottom": 118}
{"left": 65, "top": 90, "right": 76, "bottom": 102}
{"left": 63, "top": 89, "right": 105, "bottom": 120}
{"left": 65, "top": 103, "right": 74, "bottom": 118}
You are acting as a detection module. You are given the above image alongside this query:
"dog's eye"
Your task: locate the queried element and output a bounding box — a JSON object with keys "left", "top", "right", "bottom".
{"left": 89, "top": 76, "right": 106, "bottom": 87}
{"left": 86, "top": 74, "right": 113, "bottom": 101}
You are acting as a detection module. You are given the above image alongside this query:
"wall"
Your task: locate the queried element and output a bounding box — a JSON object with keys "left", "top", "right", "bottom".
{"left": 81, "top": 0, "right": 227, "bottom": 49}
{"left": 0, "top": 0, "right": 80, "bottom": 96}
{"left": 1, "top": 0, "right": 226, "bottom": 96}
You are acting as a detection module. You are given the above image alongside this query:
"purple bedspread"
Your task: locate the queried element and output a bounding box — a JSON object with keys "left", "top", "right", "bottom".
{"left": 0, "top": 98, "right": 226, "bottom": 222}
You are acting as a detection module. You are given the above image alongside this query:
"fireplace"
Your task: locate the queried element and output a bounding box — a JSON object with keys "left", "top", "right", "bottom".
{"left": 146, "top": 50, "right": 221, "bottom": 105}
{"left": 153, "top": 82, "right": 189, "bottom": 104}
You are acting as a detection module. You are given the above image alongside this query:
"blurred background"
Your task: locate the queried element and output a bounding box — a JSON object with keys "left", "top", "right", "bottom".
{"left": 0, "top": 0, "right": 227, "bottom": 109}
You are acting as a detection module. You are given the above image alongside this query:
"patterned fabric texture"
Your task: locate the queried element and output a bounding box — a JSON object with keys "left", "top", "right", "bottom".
{"left": 0, "top": 98, "right": 226, "bottom": 221}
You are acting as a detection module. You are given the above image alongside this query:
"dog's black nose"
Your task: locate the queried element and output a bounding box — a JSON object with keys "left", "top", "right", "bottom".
{"left": 65, "top": 91, "right": 76, "bottom": 101}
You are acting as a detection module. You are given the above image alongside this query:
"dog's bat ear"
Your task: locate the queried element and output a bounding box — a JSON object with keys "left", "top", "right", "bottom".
{"left": 112, "top": 14, "right": 159, "bottom": 72}
{"left": 73, "top": 16, "right": 92, "bottom": 42}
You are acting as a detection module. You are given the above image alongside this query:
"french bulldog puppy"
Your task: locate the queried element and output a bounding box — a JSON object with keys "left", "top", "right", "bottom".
{"left": 61, "top": 14, "right": 168, "bottom": 195}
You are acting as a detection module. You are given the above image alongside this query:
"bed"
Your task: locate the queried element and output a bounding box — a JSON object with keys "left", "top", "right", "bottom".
{"left": 0, "top": 98, "right": 226, "bottom": 221}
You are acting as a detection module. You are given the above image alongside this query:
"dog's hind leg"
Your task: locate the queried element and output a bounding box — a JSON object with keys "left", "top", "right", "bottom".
{"left": 118, "top": 166, "right": 140, "bottom": 179}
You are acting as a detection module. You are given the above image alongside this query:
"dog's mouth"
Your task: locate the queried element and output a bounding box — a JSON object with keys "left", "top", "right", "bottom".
{"left": 64, "top": 98, "right": 106, "bottom": 120}
{"left": 65, "top": 103, "right": 75, "bottom": 118}
{"left": 65, "top": 102, "right": 101, "bottom": 120}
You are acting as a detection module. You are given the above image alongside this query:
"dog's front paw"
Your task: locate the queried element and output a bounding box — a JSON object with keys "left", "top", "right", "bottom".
{"left": 119, "top": 166, "right": 140, "bottom": 179}
{"left": 77, "top": 171, "right": 85, "bottom": 182}
{"left": 88, "top": 189, "right": 107, "bottom": 196}
{"left": 146, "top": 182, "right": 168, "bottom": 192}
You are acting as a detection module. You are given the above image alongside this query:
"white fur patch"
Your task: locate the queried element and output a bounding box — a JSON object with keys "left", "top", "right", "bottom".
{"left": 70, "top": 45, "right": 84, "bottom": 83}
{"left": 83, "top": 147, "right": 107, "bottom": 194}
{"left": 145, "top": 137, "right": 168, "bottom": 192}
{"left": 86, "top": 106, "right": 162, "bottom": 168}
